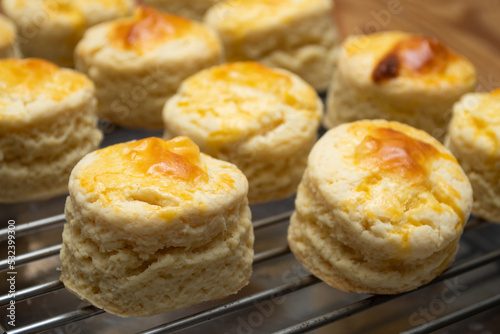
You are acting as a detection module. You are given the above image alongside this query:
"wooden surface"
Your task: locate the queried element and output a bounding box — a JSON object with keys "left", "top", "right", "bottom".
{"left": 333, "top": 0, "right": 500, "bottom": 92}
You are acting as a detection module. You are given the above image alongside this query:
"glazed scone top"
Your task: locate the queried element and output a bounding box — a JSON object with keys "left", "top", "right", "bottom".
{"left": 0, "top": 14, "right": 16, "bottom": 48}
{"left": 166, "top": 62, "right": 322, "bottom": 150}
{"left": 449, "top": 89, "right": 500, "bottom": 163}
{"left": 70, "top": 136, "right": 248, "bottom": 246}
{"left": 108, "top": 6, "right": 219, "bottom": 55}
{"left": 205, "top": 0, "right": 331, "bottom": 37}
{"left": 342, "top": 31, "right": 476, "bottom": 87}
{"left": 309, "top": 120, "right": 472, "bottom": 260}
{"left": 0, "top": 58, "right": 93, "bottom": 125}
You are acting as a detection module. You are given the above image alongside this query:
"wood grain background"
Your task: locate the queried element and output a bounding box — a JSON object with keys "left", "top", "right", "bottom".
{"left": 333, "top": 0, "right": 500, "bottom": 92}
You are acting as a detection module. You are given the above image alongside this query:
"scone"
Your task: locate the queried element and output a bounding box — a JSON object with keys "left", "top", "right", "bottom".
{"left": 324, "top": 31, "right": 477, "bottom": 141}
{"left": 2, "top": 0, "right": 133, "bottom": 67}
{"left": 143, "top": 0, "right": 223, "bottom": 21}
{"left": 204, "top": 0, "right": 339, "bottom": 91}
{"left": 76, "top": 6, "right": 222, "bottom": 129}
{"left": 0, "top": 14, "right": 21, "bottom": 58}
{"left": 445, "top": 89, "right": 500, "bottom": 223}
{"left": 0, "top": 58, "right": 102, "bottom": 203}
{"left": 60, "top": 136, "right": 254, "bottom": 317}
{"left": 163, "top": 61, "right": 323, "bottom": 203}
{"left": 288, "top": 120, "right": 473, "bottom": 294}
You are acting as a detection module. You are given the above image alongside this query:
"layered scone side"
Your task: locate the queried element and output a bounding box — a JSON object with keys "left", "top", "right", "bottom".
{"left": 143, "top": 0, "right": 223, "bottom": 21}
{"left": 163, "top": 61, "right": 323, "bottom": 203}
{"left": 1, "top": 0, "right": 133, "bottom": 67}
{"left": 76, "top": 6, "right": 222, "bottom": 129}
{"left": 445, "top": 90, "right": 500, "bottom": 222}
{"left": 0, "top": 58, "right": 102, "bottom": 203}
{"left": 204, "top": 0, "right": 339, "bottom": 91}
{"left": 325, "top": 31, "right": 477, "bottom": 141}
{"left": 60, "top": 136, "right": 254, "bottom": 317}
{"left": 288, "top": 120, "right": 472, "bottom": 294}
{"left": 0, "top": 14, "right": 21, "bottom": 58}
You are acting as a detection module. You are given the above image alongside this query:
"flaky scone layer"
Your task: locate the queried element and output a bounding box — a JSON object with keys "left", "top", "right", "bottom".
{"left": 0, "top": 58, "right": 102, "bottom": 202}
{"left": 324, "top": 31, "right": 477, "bottom": 141}
{"left": 445, "top": 90, "right": 500, "bottom": 223}
{"left": 2, "top": 0, "right": 133, "bottom": 67}
{"left": 164, "top": 62, "right": 323, "bottom": 203}
{"left": 288, "top": 120, "right": 472, "bottom": 294}
{"left": 76, "top": 6, "right": 222, "bottom": 129}
{"left": 204, "top": 0, "right": 339, "bottom": 91}
{"left": 60, "top": 137, "right": 254, "bottom": 316}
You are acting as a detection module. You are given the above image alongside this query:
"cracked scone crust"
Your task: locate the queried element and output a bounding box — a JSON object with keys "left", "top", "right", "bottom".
{"left": 288, "top": 120, "right": 472, "bottom": 294}
{"left": 0, "top": 58, "right": 102, "bottom": 203}
{"left": 204, "top": 0, "right": 339, "bottom": 91}
{"left": 324, "top": 31, "right": 476, "bottom": 141}
{"left": 2, "top": 0, "right": 133, "bottom": 67}
{"left": 445, "top": 90, "right": 500, "bottom": 223}
{"left": 60, "top": 136, "right": 254, "bottom": 317}
{"left": 75, "top": 6, "right": 222, "bottom": 129}
{"left": 163, "top": 62, "right": 323, "bottom": 203}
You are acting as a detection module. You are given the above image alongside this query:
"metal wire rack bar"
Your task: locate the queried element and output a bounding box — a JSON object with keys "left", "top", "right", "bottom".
{"left": 139, "top": 276, "right": 321, "bottom": 334}
{"left": 7, "top": 306, "right": 105, "bottom": 334}
{"left": 0, "top": 280, "right": 63, "bottom": 308}
{"left": 0, "top": 245, "right": 61, "bottom": 271}
{"left": 0, "top": 214, "right": 65, "bottom": 241}
{"left": 1, "top": 211, "right": 499, "bottom": 334}
{"left": 271, "top": 248, "right": 500, "bottom": 334}
{"left": 400, "top": 293, "right": 500, "bottom": 334}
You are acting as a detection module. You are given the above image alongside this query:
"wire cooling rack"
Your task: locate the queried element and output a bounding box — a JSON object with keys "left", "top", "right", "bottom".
{"left": 1, "top": 127, "right": 500, "bottom": 334}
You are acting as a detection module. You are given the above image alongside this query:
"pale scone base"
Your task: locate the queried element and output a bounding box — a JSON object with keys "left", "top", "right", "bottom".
{"left": 288, "top": 173, "right": 459, "bottom": 295}
{"left": 205, "top": 2, "right": 339, "bottom": 91}
{"left": 76, "top": 24, "right": 222, "bottom": 130}
{"left": 2, "top": 0, "right": 132, "bottom": 67}
{"left": 0, "top": 103, "right": 102, "bottom": 203}
{"left": 445, "top": 132, "right": 500, "bottom": 223}
{"left": 60, "top": 196, "right": 254, "bottom": 317}
{"left": 324, "top": 70, "right": 474, "bottom": 142}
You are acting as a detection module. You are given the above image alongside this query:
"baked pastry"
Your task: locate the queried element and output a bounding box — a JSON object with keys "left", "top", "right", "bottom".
{"left": 163, "top": 61, "right": 323, "bottom": 203}
{"left": 324, "top": 31, "right": 477, "bottom": 142}
{"left": 445, "top": 89, "right": 500, "bottom": 223}
{"left": 60, "top": 136, "right": 254, "bottom": 317}
{"left": 76, "top": 5, "right": 222, "bottom": 129}
{"left": 0, "top": 58, "right": 102, "bottom": 203}
{"left": 0, "top": 14, "right": 21, "bottom": 58}
{"left": 1, "top": 0, "right": 133, "bottom": 67}
{"left": 288, "top": 120, "right": 472, "bottom": 294}
{"left": 143, "top": 0, "right": 223, "bottom": 21}
{"left": 204, "top": 0, "right": 339, "bottom": 91}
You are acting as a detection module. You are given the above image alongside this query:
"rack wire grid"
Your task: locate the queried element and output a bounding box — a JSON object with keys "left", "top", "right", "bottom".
{"left": 1, "top": 127, "right": 500, "bottom": 334}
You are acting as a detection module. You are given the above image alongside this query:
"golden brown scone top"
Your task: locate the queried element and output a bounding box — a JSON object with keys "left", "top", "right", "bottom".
{"left": 344, "top": 31, "right": 476, "bottom": 86}
{"left": 354, "top": 126, "right": 445, "bottom": 184}
{"left": 206, "top": 0, "right": 331, "bottom": 35}
{"left": 313, "top": 121, "right": 471, "bottom": 249}
{"left": 183, "top": 62, "right": 319, "bottom": 110}
{"left": 0, "top": 58, "right": 91, "bottom": 115}
{"left": 79, "top": 137, "right": 213, "bottom": 201}
{"left": 168, "top": 62, "right": 320, "bottom": 149}
{"left": 108, "top": 6, "right": 213, "bottom": 54}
